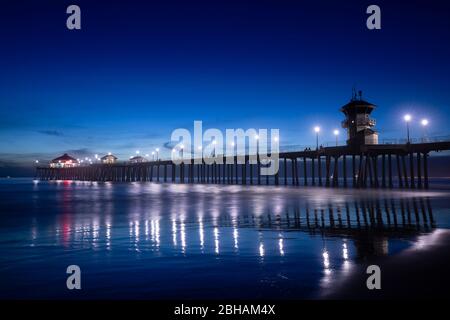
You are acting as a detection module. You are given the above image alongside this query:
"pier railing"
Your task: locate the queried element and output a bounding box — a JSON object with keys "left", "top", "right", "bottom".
{"left": 382, "top": 135, "right": 450, "bottom": 145}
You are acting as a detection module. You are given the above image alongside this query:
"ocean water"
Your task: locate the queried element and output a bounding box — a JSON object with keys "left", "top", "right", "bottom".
{"left": 1, "top": 178, "right": 450, "bottom": 299}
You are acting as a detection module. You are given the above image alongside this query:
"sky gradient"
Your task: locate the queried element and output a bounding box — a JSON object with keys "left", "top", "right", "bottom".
{"left": 1, "top": 0, "right": 450, "bottom": 175}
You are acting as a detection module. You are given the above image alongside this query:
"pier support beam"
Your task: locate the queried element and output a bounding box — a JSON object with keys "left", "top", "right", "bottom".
{"left": 318, "top": 156, "right": 322, "bottom": 186}
{"left": 423, "top": 153, "right": 429, "bottom": 189}
{"left": 373, "top": 156, "right": 379, "bottom": 188}
{"left": 291, "top": 159, "right": 295, "bottom": 186}
{"left": 343, "top": 155, "right": 347, "bottom": 187}
{"left": 409, "top": 152, "right": 415, "bottom": 189}
{"left": 388, "top": 154, "right": 393, "bottom": 188}
{"left": 325, "top": 156, "right": 331, "bottom": 187}
{"left": 417, "top": 152, "right": 422, "bottom": 189}
{"left": 363, "top": 155, "right": 370, "bottom": 188}
{"left": 367, "top": 155, "right": 373, "bottom": 187}
{"left": 242, "top": 157, "right": 247, "bottom": 185}
{"left": 257, "top": 158, "right": 261, "bottom": 185}
{"left": 303, "top": 157, "right": 307, "bottom": 186}
{"left": 352, "top": 155, "right": 356, "bottom": 187}
{"left": 235, "top": 157, "right": 238, "bottom": 184}
{"left": 333, "top": 156, "right": 339, "bottom": 187}
{"left": 401, "top": 155, "right": 409, "bottom": 188}
{"left": 396, "top": 154, "right": 403, "bottom": 188}
{"left": 357, "top": 154, "right": 364, "bottom": 188}
{"left": 223, "top": 161, "right": 227, "bottom": 184}
{"left": 275, "top": 159, "right": 279, "bottom": 186}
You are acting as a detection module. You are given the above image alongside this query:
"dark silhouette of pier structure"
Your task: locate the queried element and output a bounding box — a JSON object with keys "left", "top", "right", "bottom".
{"left": 36, "top": 93, "right": 450, "bottom": 189}
{"left": 35, "top": 142, "right": 450, "bottom": 189}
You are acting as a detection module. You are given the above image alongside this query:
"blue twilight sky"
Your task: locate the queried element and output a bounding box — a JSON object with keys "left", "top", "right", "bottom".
{"left": 1, "top": 0, "right": 450, "bottom": 170}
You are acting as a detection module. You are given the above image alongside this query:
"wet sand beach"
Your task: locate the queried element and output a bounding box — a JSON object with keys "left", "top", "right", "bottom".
{"left": 321, "top": 229, "right": 450, "bottom": 299}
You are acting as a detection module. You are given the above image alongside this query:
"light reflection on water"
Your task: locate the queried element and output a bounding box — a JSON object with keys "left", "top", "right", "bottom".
{"left": 1, "top": 179, "right": 450, "bottom": 299}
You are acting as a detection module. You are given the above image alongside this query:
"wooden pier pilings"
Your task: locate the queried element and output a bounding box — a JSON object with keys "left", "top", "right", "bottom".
{"left": 36, "top": 141, "right": 450, "bottom": 189}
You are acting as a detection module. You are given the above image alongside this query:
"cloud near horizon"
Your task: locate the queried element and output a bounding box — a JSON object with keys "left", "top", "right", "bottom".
{"left": 37, "top": 130, "right": 64, "bottom": 137}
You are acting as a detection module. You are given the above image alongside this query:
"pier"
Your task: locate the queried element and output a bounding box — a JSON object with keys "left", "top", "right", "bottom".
{"left": 35, "top": 93, "right": 450, "bottom": 189}
{"left": 35, "top": 139, "right": 450, "bottom": 189}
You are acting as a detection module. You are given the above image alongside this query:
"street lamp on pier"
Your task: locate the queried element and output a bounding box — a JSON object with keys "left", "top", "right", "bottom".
{"left": 333, "top": 129, "right": 339, "bottom": 146}
{"left": 254, "top": 134, "right": 259, "bottom": 156}
{"left": 421, "top": 118, "right": 429, "bottom": 142}
{"left": 404, "top": 114, "right": 412, "bottom": 143}
{"left": 212, "top": 140, "right": 217, "bottom": 157}
{"left": 314, "top": 126, "right": 321, "bottom": 150}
